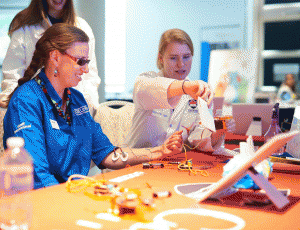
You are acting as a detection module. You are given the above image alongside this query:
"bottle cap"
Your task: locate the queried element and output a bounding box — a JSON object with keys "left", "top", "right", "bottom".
{"left": 6, "top": 137, "right": 25, "bottom": 149}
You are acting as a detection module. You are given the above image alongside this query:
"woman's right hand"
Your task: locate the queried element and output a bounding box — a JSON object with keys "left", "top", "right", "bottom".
{"left": 161, "top": 130, "right": 183, "bottom": 156}
{"left": 0, "top": 99, "right": 8, "bottom": 108}
{"left": 183, "top": 80, "right": 213, "bottom": 107}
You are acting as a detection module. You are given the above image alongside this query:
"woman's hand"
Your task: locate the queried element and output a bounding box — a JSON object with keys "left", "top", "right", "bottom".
{"left": 214, "top": 74, "right": 229, "bottom": 97}
{"left": 0, "top": 99, "right": 8, "bottom": 108}
{"left": 183, "top": 80, "right": 213, "bottom": 108}
{"left": 161, "top": 130, "right": 183, "bottom": 155}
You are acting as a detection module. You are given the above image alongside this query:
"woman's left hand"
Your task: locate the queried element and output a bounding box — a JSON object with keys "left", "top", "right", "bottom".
{"left": 184, "top": 80, "right": 213, "bottom": 108}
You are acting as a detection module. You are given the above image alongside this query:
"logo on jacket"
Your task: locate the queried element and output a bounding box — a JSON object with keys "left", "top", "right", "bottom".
{"left": 14, "top": 122, "right": 32, "bottom": 134}
{"left": 74, "top": 105, "right": 89, "bottom": 116}
{"left": 188, "top": 99, "right": 197, "bottom": 109}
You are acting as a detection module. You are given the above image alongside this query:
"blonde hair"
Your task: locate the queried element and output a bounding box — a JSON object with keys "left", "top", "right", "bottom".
{"left": 157, "top": 29, "right": 194, "bottom": 70}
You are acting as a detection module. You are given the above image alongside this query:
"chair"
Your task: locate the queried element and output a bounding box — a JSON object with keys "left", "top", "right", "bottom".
{"left": 94, "top": 100, "right": 135, "bottom": 146}
{"left": 88, "top": 100, "right": 135, "bottom": 175}
{"left": 0, "top": 108, "right": 6, "bottom": 158}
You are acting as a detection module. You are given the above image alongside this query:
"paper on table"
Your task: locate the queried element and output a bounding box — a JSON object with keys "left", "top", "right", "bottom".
{"left": 286, "top": 106, "right": 300, "bottom": 158}
{"left": 195, "top": 130, "right": 299, "bottom": 204}
{"left": 246, "top": 135, "right": 256, "bottom": 157}
{"left": 197, "top": 97, "right": 216, "bottom": 132}
{"left": 246, "top": 120, "right": 262, "bottom": 136}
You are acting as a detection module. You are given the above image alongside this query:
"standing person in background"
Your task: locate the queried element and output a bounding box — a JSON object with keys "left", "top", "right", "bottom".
{"left": 1, "top": 0, "right": 100, "bottom": 115}
{"left": 277, "top": 73, "right": 299, "bottom": 103}
{"left": 125, "top": 29, "right": 235, "bottom": 154}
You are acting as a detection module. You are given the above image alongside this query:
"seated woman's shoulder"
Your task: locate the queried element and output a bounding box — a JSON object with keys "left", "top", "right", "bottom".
{"left": 15, "top": 80, "right": 37, "bottom": 96}
{"left": 8, "top": 82, "right": 42, "bottom": 108}
{"left": 138, "top": 71, "right": 160, "bottom": 78}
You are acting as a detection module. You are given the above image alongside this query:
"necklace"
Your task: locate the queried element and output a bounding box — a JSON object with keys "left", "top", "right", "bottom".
{"left": 35, "top": 76, "right": 72, "bottom": 126}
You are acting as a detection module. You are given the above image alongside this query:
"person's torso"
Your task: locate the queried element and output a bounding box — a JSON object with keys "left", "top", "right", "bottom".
{"left": 4, "top": 80, "right": 95, "bottom": 181}
{"left": 42, "top": 93, "right": 94, "bottom": 178}
{"left": 127, "top": 95, "right": 199, "bottom": 148}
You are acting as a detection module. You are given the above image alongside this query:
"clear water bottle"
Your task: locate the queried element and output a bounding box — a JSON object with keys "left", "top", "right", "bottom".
{"left": 264, "top": 103, "right": 284, "bottom": 155}
{"left": 0, "top": 137, "right": 33, "bottom": 230}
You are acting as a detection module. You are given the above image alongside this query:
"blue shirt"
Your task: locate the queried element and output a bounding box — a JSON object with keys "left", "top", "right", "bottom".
{"left": 3, "top": 70, "right": 114, "bottom": 189}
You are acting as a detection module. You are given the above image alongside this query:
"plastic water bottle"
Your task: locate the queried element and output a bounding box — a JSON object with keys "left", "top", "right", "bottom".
{"left": 264, "top": 103, "right": 284, "bottom": 155}
{"left": 0, "top": 137, "right": 33, "bottom": 230}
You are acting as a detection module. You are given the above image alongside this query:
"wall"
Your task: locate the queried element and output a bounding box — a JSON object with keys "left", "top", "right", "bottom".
{"left": 74, "top": 0, "right": 106, "bottom": 103}
{"left": 0, "top": 0, "right": 29, "bottom": 7}
{"left": 125, "top": 0, "right": 248, "bottom": 97}
{"left": 0, "top": 0, "right": 250, "bottom": 100}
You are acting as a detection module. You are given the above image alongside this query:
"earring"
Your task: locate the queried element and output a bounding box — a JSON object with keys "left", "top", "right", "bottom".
{"left": 54, "top": 69, "right": 58, "bottom": 77}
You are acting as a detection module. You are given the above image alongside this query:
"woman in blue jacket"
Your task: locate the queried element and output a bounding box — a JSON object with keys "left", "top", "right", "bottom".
{"left": 3, "top": 24, "right": 183, "bottom": 189}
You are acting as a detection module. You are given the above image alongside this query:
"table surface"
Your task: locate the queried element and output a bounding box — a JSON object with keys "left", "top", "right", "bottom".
{"left": 1, "top": 150, "right": 300, "bottom": 230}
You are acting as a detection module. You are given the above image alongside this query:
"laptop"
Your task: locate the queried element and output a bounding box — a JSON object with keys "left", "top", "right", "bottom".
{"left": 212, "top": 97, "right": 224, "bottom": 116}
{"left": 232, "top": 103, "right": 274, "bottom": 135}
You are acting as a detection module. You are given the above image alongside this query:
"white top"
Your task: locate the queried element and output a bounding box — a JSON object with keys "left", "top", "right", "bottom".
{"left": 125, "top": 71, "right": 224, "bottom": 152}
{"left": 277, "top": 84, "right": 296, "bottom": 103}
{"left": 1, "top": 17, "right": 100, "bottom": 112}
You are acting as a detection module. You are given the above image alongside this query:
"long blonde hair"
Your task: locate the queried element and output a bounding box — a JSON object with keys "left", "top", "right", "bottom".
{"left": 8, "top": 0, "right": 76, "bottom": 35}
{"left": 157, "top": 29, "right": 194, "bottom": 70}
{"left": 6, "top": 23, "right": 89, "bottom": 106}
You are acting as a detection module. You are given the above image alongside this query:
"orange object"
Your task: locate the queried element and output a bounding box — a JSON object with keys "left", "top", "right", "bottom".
{"left": 214, "top": 116, "right": 233, "bottom": 130}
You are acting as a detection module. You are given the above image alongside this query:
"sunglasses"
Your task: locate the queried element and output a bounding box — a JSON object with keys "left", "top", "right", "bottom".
{"left": 64, "top": 52, "right": 90, "bottom": 66}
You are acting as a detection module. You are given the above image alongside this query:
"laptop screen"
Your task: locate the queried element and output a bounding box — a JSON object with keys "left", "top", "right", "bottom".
{"left": 279, "top": 108, "right": 295, "bottom": 133}
{"left": 232, "top": 104, "right": 274, "bottom": 135}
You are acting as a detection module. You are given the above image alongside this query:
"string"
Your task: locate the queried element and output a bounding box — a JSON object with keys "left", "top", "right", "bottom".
{"left": 66, "top": 174, "right": 106, "bottom": 193}
{"left": 120, "top": 128, "right": 210, "bottom": 177}
{"left": 120, "top": 143, "right": 160, "bottom": 164}
{"left": 66, "top": 129, "right": 212, "bottom": 195}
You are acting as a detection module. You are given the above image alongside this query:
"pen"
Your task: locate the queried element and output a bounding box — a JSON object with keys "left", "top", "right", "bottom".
{"left": 286, "top": 157, "right": 300, "bottom": 162}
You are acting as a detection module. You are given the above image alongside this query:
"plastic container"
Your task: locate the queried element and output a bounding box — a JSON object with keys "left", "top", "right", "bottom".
{"left": 0, "top": 137, "right": 33, "bottom": 230}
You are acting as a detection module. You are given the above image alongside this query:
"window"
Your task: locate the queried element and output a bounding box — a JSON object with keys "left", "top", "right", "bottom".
{"left": 264, "top": 21, "right": 300, "bottom": 51}
{"left": 255, "top": 1, "right": 300, "bottom": 94}
{"left": 265, "top": 0, "right": 300, "bottom": 5}
{"left": 264, "top": 58, "right": 300, "bottom": 87}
